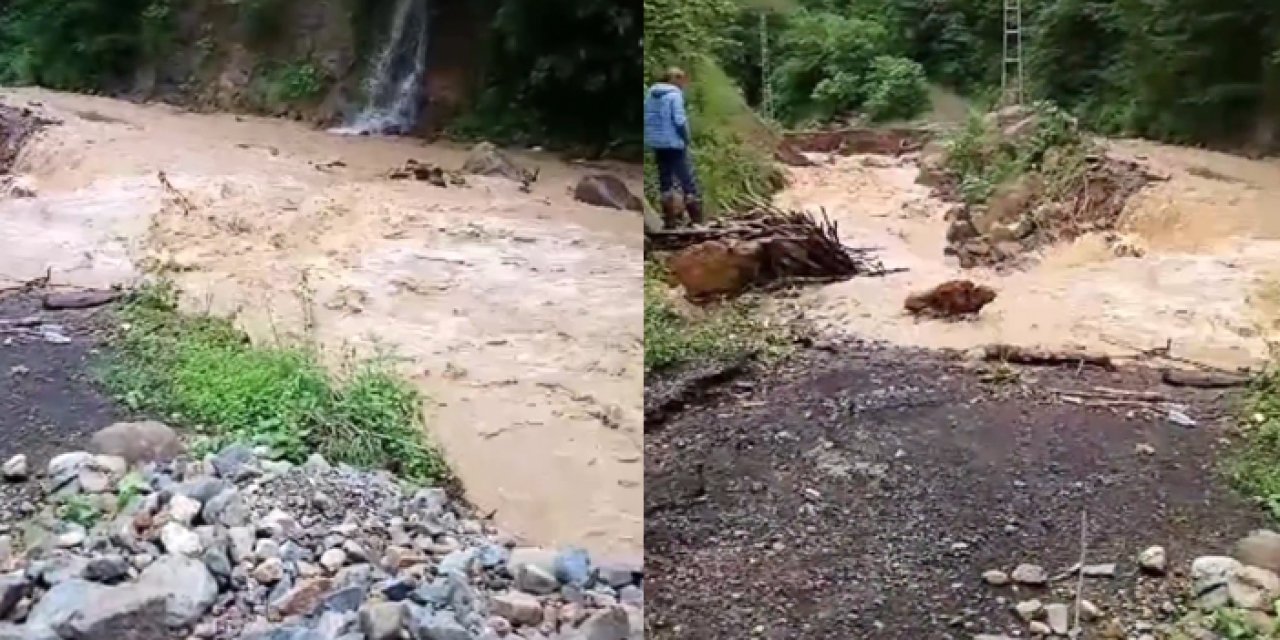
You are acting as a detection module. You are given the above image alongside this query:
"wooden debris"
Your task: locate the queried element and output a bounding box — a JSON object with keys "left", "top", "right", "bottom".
{"left": 980, "top": 344, "right": 1116, "bottom": 370}
{"left": 156, "top": 170, "right": 194, "bottom": 215}
{"left": 388, "top": 159, "right": 466, "bottom": 187}
{"left": 1161, "top": 368, "right": 1250, "bottom": 389}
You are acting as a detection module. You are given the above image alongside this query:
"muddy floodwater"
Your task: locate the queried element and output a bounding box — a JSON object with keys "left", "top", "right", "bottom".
{"left": 0, "top": 89, "right": 643, "bottom": 555}
{"left": 777, "top": 140, "right": 1280, "bottom": 370}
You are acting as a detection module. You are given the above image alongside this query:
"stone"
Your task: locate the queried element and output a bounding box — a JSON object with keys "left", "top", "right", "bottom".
{"left": 360, "top": 601, "right": 406, "bottom": 640}
{"left": 228, "top": 527, "right": 255, "bottom": 563}
{"left": 178, "top": 477, "right": 229, "bottom": 504}
{"left": 54, "top": 523, "right": 86, "bottom": 548}
{"left": 982, "top": 570, "right": 1010, "bottom": 586}
{"left": 1138, "top": 546, "right": 1167, "bottom": 575}
{"left": 160, "top": 522, "right": 202, "bottom": 556}
{"left": 323, "top": 586, "right": 365, "bottom": 614}
{"left": 28, "top": 556, "right": 216, "bottom": 634}
{"left": 572, "top": 174, "right": 643, "bottom": 211}
{"left": 253, "top": 558, "right": 287, "bottom": 585}
{"left": 1011, "top": 563, "right": 1049, "bottom": 586}
{"left": 47, "top": 452, "right": 92, "bottom": 489}
{"left": 202, "top": 487, "right": 249, "bottom": 527}
{"left": 341, "top": 540, "right": 368, "bottom": 563}
{"left": 1229, "top": 565, "right": 1280, "bottom": 610}
{"left": 460, "top": 141, "right": 524, "bottom": 182}
{"left": 135, "top": 555, "right": 219, "bottom": 627}
{"left": 1028, "top": 621, "right": 1051, "bottom": 635}
{"left": 554, "top": 547, "right": 592, "bottom": 587}
{"left": 1044, "top": 603, "right": 1070, "bottom": 634}
{"left": 594, "top": 555, "right": 641, "bottom": 588}
{"left": 437, "top": 548, "right": 476, "bottom": 577}
{"left": 379, "top": 578, "right": 415, "bottom": 602}
{"left": 575, "top": 605, "right": 631, "bottom": 640}
{"left": 408, "top": 607, "right": 474, "bottom": 640}
{"left": 1081, "top": 563, "right": 1117, "bottom": 578}
{"left": 666, "top": 239, "right": 762, "bottom": 299}
{"left": 89, "top": 421, "right": 183, "bottom": 464}
{"left": 77, "top": 467, "right": 111, "bottom": 493}
{"left": 270, "top": 578, "right": 333, "bottom": 617}
{"left": 166, "top": 494, "right": 202, "bottom": 525}
{"left": 30, "top": 553, "right": 90, "bottom": 587}
{"left": 1079, "top": 599, "right": 1102, "bottom": 621}
{"left": 1015, "top": 599, "right": 1043, "bottom": 621}
{"left": 82, "top": 555, "right": 130, "bottom": 584}
{"left": 303, "top": 454, "right": 332, "bottom": 473}
{"left": 1, "top": 456, "right": 27, "bottom": 481}
{"left": 255, "top": 539, "right": 282, "bottom": 560}
{"left": 202, "top": 546, "right": 232, "bottom": 589}
{"left": 262, "top": 509, "right": 302, "bottom": 540}
{"left": 42, "top": 290, "right": 120, "bottom": 310}
{"left": 491, "top": 591, "right": 542, "bottom": 626}
{"left": 0, "top": 573, "right": 26, "bottom": 619}
{"left": 1193, "top": 556, "right": 1242, "bottom": 610}
{"left": 321, "top": 548, "right": 348, "bottom": 573}
{"left": 212, "top": 444, "right": 259, "bottom": 482}
{"left": 1237, "top": 530, "right": 1280, "bottom": 575}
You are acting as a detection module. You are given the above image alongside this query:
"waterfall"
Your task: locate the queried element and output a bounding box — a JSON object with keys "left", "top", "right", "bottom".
{"left": 330, "top": 0, "right": 430, "bottom": 136}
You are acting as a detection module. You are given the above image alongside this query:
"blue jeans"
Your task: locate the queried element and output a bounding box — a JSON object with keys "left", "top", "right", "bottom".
{"left": 653, "top": 148, "right": 700, "bottom": 202}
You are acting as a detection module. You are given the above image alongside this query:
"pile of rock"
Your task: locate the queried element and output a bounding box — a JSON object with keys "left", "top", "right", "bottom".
{"left": 0, "top": 423, "right": 642, "bottom": 640}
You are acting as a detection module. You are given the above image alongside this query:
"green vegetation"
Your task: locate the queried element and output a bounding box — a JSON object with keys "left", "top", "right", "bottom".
{"left": 57, "top": 495, "right": 101, "bottom": 528}
{"left": 644, "top": 263, "right": 789, "bottom": 374}
{"left": 1231, "top": 371, "right": 1280, "bottom": 521}
{"left": 943, "top": 101, "right": 1087, "bottom": 205}
{"left": 257, "top": 60, "right": 328, "bottom": 107}
{"left": 102, "top": 282, "right": 448, "bottom": 484}
{"left": 0, "top": 0, "right": 176, "bottom": 89}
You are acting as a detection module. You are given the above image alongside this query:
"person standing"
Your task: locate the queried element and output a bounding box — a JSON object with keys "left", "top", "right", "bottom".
{"left": 644, "top": 67, "right": 703, "bottom": 226}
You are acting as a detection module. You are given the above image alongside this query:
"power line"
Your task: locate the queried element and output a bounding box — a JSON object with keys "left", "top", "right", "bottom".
{"left": 1002, "top": 0, "right": 1025, "bottom": 106}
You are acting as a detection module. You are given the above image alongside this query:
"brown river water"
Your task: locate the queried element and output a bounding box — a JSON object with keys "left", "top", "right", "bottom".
{"left": 0, "top": 89, "right": 643, "bottom": 555}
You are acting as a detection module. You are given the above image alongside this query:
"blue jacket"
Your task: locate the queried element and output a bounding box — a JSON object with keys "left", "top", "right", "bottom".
{"left": 644, "top": 83, "right": 690, "bottom": 150}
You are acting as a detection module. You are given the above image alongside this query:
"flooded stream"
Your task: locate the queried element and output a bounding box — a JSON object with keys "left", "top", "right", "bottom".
{"left": 777, "top": 140, "right": 1280, "bottom": 370}
{"left": 0, "top": 88, "right": 643, "bottom": 555}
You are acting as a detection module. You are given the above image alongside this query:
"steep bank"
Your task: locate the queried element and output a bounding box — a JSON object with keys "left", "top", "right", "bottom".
{"left": 0, "top": 88, "right": 643, "bottom": 555}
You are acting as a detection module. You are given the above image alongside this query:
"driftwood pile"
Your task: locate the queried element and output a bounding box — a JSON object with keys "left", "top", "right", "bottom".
{"left": 649, "top": 204, "right": 895, "bottom": 299}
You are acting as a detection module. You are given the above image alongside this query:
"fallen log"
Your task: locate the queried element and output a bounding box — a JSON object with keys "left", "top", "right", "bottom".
{"left": 1160, "top": 368, "right": 1250, "bottom": 389}
{"left": 980, "top": 344, "right": 1116, "bottom": 370}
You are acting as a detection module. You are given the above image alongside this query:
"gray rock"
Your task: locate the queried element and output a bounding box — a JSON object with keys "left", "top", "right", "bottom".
{"left": 438, "top": 548, "right": 476, "bottom": 577}
{"left": 30, "top": 553, "right": 90, "bottom": 587}
{"left": 409, "top": 607, "right": 475, "bottom": 640}
{"left": 254, "top": 558, "right": 287, "bottom": 585}
{"left": 1228, "top": 565, "right": 1280, "bottom": 610}
{"left": 166, "top": 494, "right": 202, "bottom": 525}
{"left": 490, "top": 591, "right": 542, "bottom": 625}
{"left": 1193, "top": 556, "right": 1242, "bottom": 610}
{"left": 303, "top": 454, "right": 332, "bottom": 473}
{"left": 47, "top": 452, "right": 92, "bottom": 490}
{"left": 341, "top": 540, "right": 369, "bottom": 563}
{"left": 1014, "top": 599, "right": 1043, "bottom": 621}
{"left": 178, "top": 477, "right": 231, "bottom": 504}
{"left": 28, "top": 556, "right": 216, "bottom": 633}
{"left": 321, "top": 548, "right": 348, "bottom": 573}
{"left": 554, "top": 548, "right": 592, "bottom": 587}
{"left": 574, "top": 605, "right": 631, "bottom": 640}
{"left": 1081, "top": 563, "right": 1117, "bottom": 578}
{"left": 360, "top": 601, "right": 406, "bottom": 640}
{"left": 619, "top": 585, "right": 643, "bottom": 607}
{"left": 323, "top": 585, "right": 366, "bottom": 614}
{"left": 1044, "top": 602, "right": 1070, "bottom": 634}
{"left": 160, "top": 522, "right": 202, "bottom": 556}
{"left": 1028, "top": 620, "right": 1051, "bottom": 635}
{"left": 202, "top": 546, "right": 232, "bottom": 589}
{"left": 212, "top": 444, "right": 259, "bottom": 482}
{"left": 2, "top": 455, "right": 27, "bottom": 481}
{"left": 90, "top": 421, "right": 183, "bottom": 464}
{"left": 477, "top": 544, "right": 509, "bottom": 570}
{"left": 1138, "top": 546, "right": 1167, "bottom": 575}
{"left": 228, "top": 526, "right": 255, "bottom": 563}
{"left": 255, "top": 538, "right": 282, "bottom": 560}
{"left": 82, "top": 555, "right": 130, "bottom": 584}
{"left": 981, "top": 570, "right": 1010, "bottom": 586}
{"left": 53, "top": 523, "right": 86, "bottom": 548}
{"left": 593, "top": 556, "right": 640, "bottom": 588}
{"left": 1011, "top": 563, "right": 1048, "bottom": 586}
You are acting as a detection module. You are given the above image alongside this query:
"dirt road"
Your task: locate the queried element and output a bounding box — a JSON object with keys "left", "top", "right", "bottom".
{"left": 645, "top": 343, "right": 1265, "bottom": 638}
{"left": 0, "top": 89, "right": 643, "bottom": 555}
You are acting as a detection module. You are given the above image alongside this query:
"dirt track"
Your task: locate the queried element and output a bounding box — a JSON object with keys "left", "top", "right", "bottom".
{"left": 645, "top": 341, "right": 1267, "bottom": 638}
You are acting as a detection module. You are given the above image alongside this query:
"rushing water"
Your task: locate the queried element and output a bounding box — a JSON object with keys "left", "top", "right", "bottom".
{"left": 330, "top": 0, "right": 430, "bottom": 136}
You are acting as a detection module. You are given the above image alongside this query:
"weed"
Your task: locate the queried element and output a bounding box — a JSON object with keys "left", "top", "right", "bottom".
{"left": 644, "top": 262, "right": 790, "bottom": 373}
{"left": 259, "top": 61, "right": 327, "bottom": 107}
{"left": 101, "top": 281, "right": 449, "bottom": 484}
{"left": 58, "top": 495, "right": 101, "bottom": 528}
{"left": 1230, "top": 369, "right": 1280, "bottom": 520}
{"left": 115, "top": 471, "right": 149, "bottom": 510}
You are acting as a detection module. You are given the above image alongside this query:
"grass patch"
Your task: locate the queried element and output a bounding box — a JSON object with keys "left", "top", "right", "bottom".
{"left": 1229, "top": 369, "right": 1280, "bottom": 520}
{"left": 644, "top": 262, "right": 790, "bottom": 373}
{"left": 101, "top": 282, "right": 447, "bottom": 484}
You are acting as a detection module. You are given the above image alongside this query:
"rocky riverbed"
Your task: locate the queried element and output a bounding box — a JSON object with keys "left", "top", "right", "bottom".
{"left": 0, "top": 422, "right": 642, "bottom": 639}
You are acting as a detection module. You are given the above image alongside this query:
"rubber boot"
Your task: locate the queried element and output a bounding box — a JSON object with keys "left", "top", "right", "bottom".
{"left": 685, "top": 199, "right": 705, "bottom": 226}
{"left": 660, "top": 193, "right": 681, "bottom": 228}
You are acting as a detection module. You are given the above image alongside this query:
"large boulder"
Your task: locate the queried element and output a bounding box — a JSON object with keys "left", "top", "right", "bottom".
{"left": 89, "top": 421, "right": 183, "bottom": 464}
{"left": 460, "top": 142, "right": 524, "bottom": 182}
{"left": 573, "top": 174, "right": 643, "bottom": 211}
{"left": 666, "top": 240, "right": 763, "bottom": 299}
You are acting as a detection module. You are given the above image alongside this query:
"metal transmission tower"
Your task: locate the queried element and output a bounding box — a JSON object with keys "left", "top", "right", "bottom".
{"left": 760, "top": 12, "right": 774, "bottom": 120}
{"left": 1001, "top": 0, "right": 1025, "bottom": 106}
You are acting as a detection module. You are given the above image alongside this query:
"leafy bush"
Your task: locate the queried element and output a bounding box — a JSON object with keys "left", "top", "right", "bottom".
{"left": 260, "top": 61, "right": 327, "bottom": 106}
{"left": 0, "top": 0, "right": 175, "bottom": 90}
{"left": 862, "top": 55, "right": 928, "bottom": 122}
{"left": 943, "top": 101, "right": 1087, "bottom": 205}
{"left": 103, "top": 282, "right": 448, "bottom": 483}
